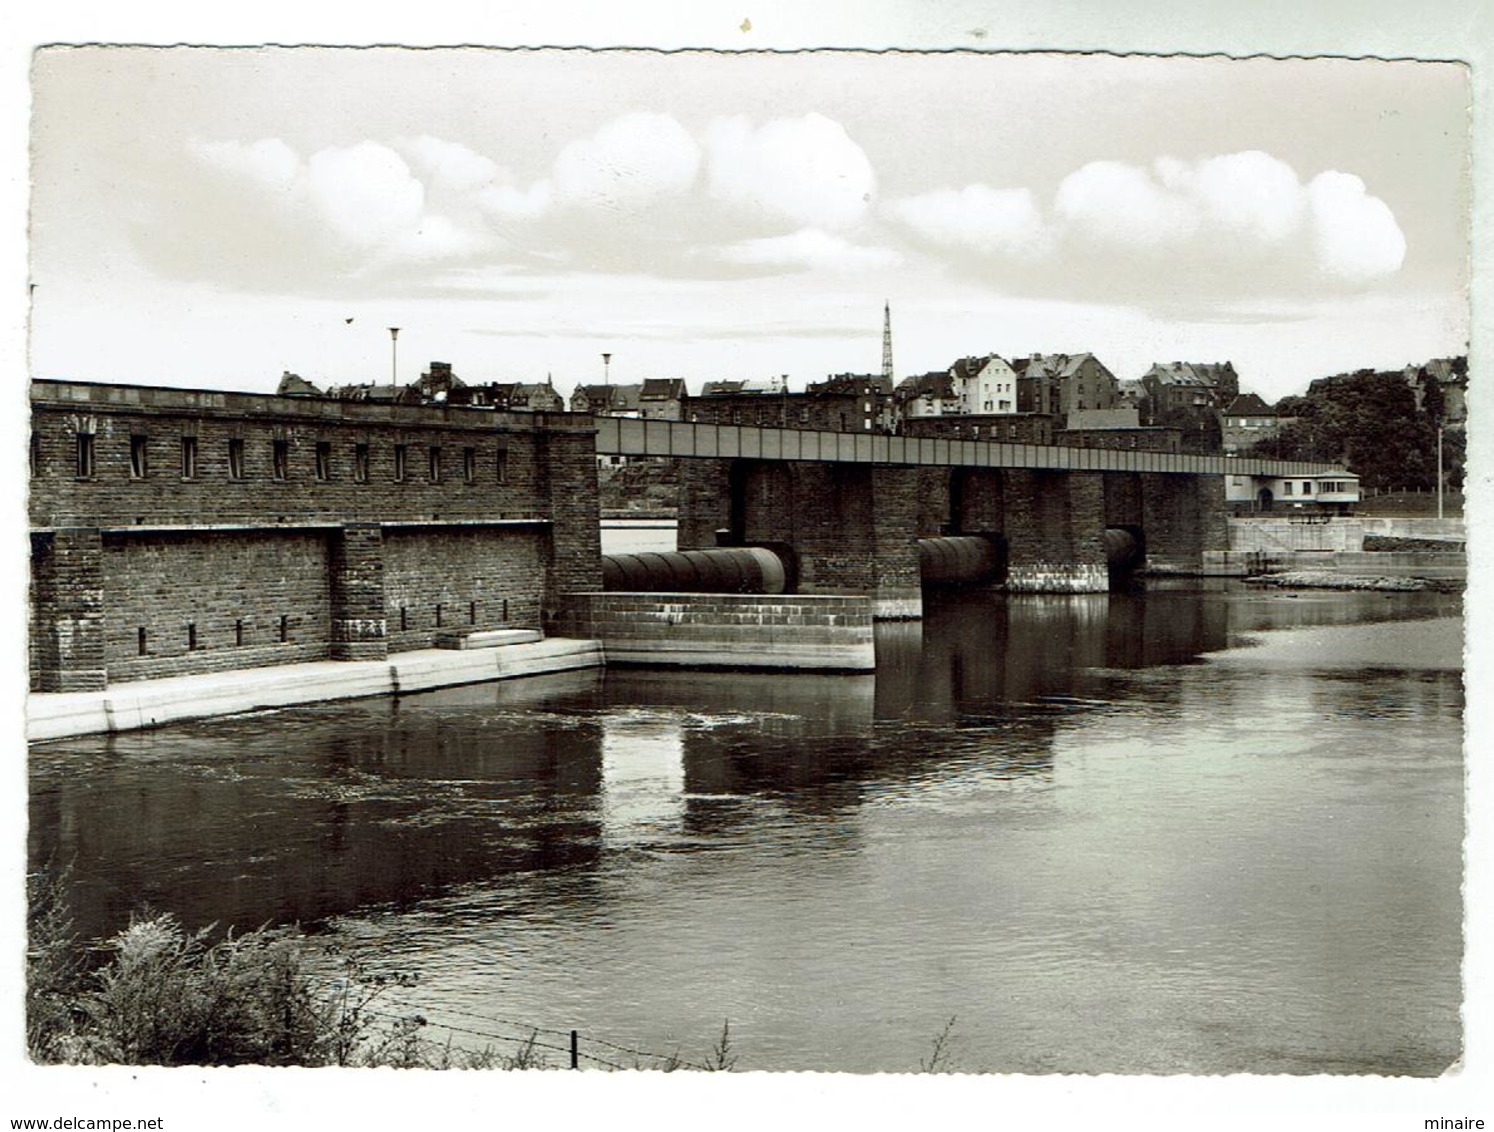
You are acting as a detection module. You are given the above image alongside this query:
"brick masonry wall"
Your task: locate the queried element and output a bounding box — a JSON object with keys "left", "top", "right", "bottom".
{"left": 954, "top": 468, "right": 1005, "bottom": 535}
{"left": 330, "top": 523, "right": 387, "bottom": 660}
{"left": 101, "top": 529, "right": 332, "bottom": 682}
{"left": 903, "top": 414, "right": 1053, "bottom": 444}
{"left": 30, "top": 528, "right": 107, "bottom": 691}
{"left": 536, "top": 431, "right": 603, "bottom": 621}
{"left": 29, "top": 382, "right": 602, "bottom": 688}
{"left": 383, "top": 526, "right": 546, "bottom": 652}
{"left": 1102, "top": 472, "right": 1144, "bottom": 530}
{"left": 556, "top": 591, "right": 875, "bottom": 670}
{"left": 916, "top": 467, "right": 952, "bottom": 535}
{"left": 1004, "top": 470, "right": 1108, "bottom": 593}
{"left": 1141, "top": 473, "right": 1228, "bottom": 565}
{"left": 29, "top": 382, "right": 575, "bottom": 530}
{"left": 677, "top": 458, "right": 734, "bottom": 549}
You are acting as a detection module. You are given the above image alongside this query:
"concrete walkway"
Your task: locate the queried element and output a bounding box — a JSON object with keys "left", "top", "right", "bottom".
{"left": 27, "top": 637, "right": 604, "bottom": 743}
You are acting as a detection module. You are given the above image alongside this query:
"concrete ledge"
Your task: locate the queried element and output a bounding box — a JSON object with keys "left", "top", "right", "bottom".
{"left": 27, "top": 638, "right": 604, "bottom": 742}
{"left": 433, "top": 628, "right": 545, "bottom": 650}
{"left": 559, "top": 591, "right": 876, "bottom": 672}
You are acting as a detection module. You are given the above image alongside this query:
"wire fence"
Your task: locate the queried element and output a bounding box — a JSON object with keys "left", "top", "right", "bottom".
{"left": 348, "top": 994, "right": 718, "bottom": 1071}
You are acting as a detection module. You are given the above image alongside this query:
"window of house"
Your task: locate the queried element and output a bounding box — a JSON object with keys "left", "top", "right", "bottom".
{"left": 187, "top": 622, "right": 198, "bottom": 651}
{"left": 75, "top": 432, "right": 95, "bottom": 478}
{"left": 279, "top": 615, "right": 290, "bottom": 643}
{"left": 137, "top": 627, "right": 148, "bottom": 656}
{"left": 1283, "top": 482, "right": 1294, "bottom": 496}
{"left": 495, "top": 447, "right": 508, "bottom": 484}
{"left": 130, "top": 435, "right": 149, "bottom": 479}
{"left": 394, "top": 445, "right": 408, "bottom": 482}
{"left": 315, "top": 441, "right": 331, "bottom": 481}
{"left": 429, "top": 446, "right": 442, "bottom": 482}
{"left": 463, "top": 447, "right": 476, "bottom": 483}
{"left": 228, "top": 438, "right": 246, "bottom": 480}
{"left": 272, "top": 439, "right": 289, "bottom": 481}
{"left": 180, "top": 436, "right": 198, "bottom": 479}
{"left": 354, "top": 443, "right": 369, "bottom": 483}
{"left": 1302, "top": 481, "right": 1313, "bottom": 495}
{"left": 799, "top": 407, "right": 809, "bottom": 423}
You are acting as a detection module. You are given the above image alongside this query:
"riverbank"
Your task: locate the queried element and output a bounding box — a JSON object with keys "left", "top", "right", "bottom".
{"left": 26, "top": 637, "right": 603, "bottom": 743}
{"left": 1243, "top": 570, "right": 1461, "bottom": 593}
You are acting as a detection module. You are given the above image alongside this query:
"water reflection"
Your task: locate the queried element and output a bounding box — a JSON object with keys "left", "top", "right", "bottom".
{"left": 27, "top": 582, "right": 1464, "bottom": 1075}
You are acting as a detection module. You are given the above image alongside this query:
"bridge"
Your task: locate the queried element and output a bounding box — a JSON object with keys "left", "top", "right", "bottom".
{"left": 27, "top": 380, "right": 1352, "bottom": 696}
{"left": 595, "top": 417, "right": 1349, "bottom": 617}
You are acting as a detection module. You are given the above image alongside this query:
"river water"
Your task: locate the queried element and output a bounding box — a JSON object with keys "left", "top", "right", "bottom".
{"left": 28, "top": 581, "right": 1463, "bottom": 1075}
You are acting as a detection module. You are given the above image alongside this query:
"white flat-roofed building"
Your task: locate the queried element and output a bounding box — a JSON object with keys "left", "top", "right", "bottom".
{"left": 1224, "top": 470, "right": 1361, "bottom": 514}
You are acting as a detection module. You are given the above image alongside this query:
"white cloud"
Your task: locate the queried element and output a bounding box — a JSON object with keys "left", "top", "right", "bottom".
{"left": 551, "top": 112, "right": 700, "bottom": 210}
{"left": 1308, "top": 170, "right": 1407, "bottom": 281}
{"left": 1158, "top": 150, "right": 1305, "bottom": 243}
{"left": 480, "top": 180, "right": 555, "bottom": 221}
{"left": 886, "top": 184, "right": 1051, "bottom": 258}
{"left": 714, "top": 229, "right": 900, "bottom": 272}
{"left": 706, "top": 113, "right": 875, "bottom": 232}
{"left": 386, "top": 214, "right": 486, "bottom": 261}
{"left": 892, "top": 151, "right": 1406, "bottom": 303}
{"left": 193, "top": 137, "right": 301, "bottom": 192}
{"left": 1055, "top": 159, "right": 1201, "bottom": 247}
{"left": 398, "top": 136, "right": 500, "bottom": 191}
{"left": 303, "top": 142, "right": 427, "bottom": 249}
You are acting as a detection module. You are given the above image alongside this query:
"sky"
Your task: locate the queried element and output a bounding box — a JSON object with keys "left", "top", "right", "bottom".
{"left": 27, "top": 46, "right": 1471, "bottom": 404}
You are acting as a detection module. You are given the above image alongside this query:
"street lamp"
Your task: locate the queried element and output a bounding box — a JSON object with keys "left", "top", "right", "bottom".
{"left": 389, "top": 327, "right": 400, "bottom": 386}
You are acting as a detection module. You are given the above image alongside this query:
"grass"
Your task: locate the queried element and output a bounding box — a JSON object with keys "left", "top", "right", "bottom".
{"left": 30, "top": 868, "right": 972, "bottom": 1072}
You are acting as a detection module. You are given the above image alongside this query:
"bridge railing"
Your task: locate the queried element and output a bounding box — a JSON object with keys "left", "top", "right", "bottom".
{"left": 594, "top": 417, "right": 1346, "bottom": 477}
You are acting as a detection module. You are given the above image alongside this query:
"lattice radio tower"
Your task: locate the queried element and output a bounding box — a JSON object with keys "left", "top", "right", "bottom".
{"left": 881, "top": 301, "right": 894, "bottom": 384}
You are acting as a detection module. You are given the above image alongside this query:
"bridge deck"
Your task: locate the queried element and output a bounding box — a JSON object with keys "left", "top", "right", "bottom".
{"left": 594, "top": 418, "right": 1345, "bottom": 477}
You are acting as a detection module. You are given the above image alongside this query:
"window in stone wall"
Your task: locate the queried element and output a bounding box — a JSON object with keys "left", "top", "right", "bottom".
{"left": 435, "top": 603, "right": 443, "bottom": 627}
{"left": 180, "top": 436, "right": 197, "bottom": 479}
{"left": 315, "top": 441, "right": 331, "bottom": 481}
{"left": 228, "top": 438, "right": 246, "bottom": 480}
{"left": 495, "top": 447, "right": 508, "bottom": 484}
{"left": 30, "top": 431, "right": 41, "bottom": 478}
{"left": 137, "top": 627, "right": 148, "bottom": 656}
{"left": 429, "top": 446, "right": 442, "bottom": 482}
{"left": 235, "top": 619, "right": 244, "bottom": 646}
{"left": 463, "top": 447, "right": 476, "bottom": 483}
{"left": 354, "top": 444, "right": 369, "bottom": 483}
{"left": 394, "top": 445, "right": 408, "bottom": 482}
{"left": 187, "top": 622, "right": 198, "bottom": 651}
{"left": 273, "top": 439, "right": 289, "bottom": 481}
{"left": 279, "top": 615, "right": 289, "bottom": 642}
{"left": 468, "top": 601, "right": 477, "bottom": 624}
{"left": 75, "top": 432, "right": 95, "bottom": 478}
{"left": 130, "top": 435, "right": 149, "bottom": 479}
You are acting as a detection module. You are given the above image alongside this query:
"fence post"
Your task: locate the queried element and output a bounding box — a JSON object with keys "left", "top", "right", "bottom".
{"left": 571, "top": 1029, "right": 579, "bottom": 1070}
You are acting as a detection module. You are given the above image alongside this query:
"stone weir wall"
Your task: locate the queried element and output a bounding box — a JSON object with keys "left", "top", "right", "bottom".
{"left": 556, "top": 592, "right": 876, "bottom": 672}
{"left": 28, "top": 380, "right": 602, "bottom": 691}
